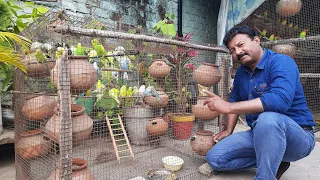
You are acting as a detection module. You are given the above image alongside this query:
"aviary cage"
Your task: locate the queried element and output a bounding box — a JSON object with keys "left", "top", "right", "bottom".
{"left": 14, "top": 10, "right": 230, "bottom": 180}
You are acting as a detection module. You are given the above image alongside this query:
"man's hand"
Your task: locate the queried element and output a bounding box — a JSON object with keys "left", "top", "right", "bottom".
{"left": 203, "top": 90, "right": 232, "bottom": 114}
{"left": 213, "top": 130, "right": 232, "bottom": 143}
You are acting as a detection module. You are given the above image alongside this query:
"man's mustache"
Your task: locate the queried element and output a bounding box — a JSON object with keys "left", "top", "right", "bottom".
{"left": 237, "top": 53, "right": 249, "bottom": 61}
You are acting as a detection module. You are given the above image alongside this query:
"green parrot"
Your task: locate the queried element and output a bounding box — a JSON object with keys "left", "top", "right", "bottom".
{"left": 300, "top": 29, "right": 307, "bottom": 38}
{"left": 55, "top": 47, "right": 65, "bottom": 59}
{"left": 281, "top": 19, "right": 287, "bottom": 25}
{"left": 75, "top": 43, "right": 85, "bottom": 56}
{"left": 260, "top": 29, "right": 267, "bottom": 38}
{"left": 263, "top": 10, "right": 268, "bottom": 19}
{"left": 34, "top": 49, "right": 47, "bottom": 63}
{"left": 288, "top": 23, "right": 293, "bottom": 28}
{"left": 109, "top": 88, "right": 120, "bottom": 104}
{"left": 92, "top": 38, "right": 106, "bottom": 57}
{"left": 294, "top": 24, "right": 299, "bottom": 30}
{"left": 269, "top": 34, "right": 275, "bottom": 41}
{"left": 119, "top": 85, "right": 127, "bottom": 97}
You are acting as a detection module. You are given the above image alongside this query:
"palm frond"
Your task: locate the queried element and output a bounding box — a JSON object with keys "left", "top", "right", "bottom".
{"left": 0, "top": 46, "right": 26, "bottom": 73}
{"left": 0, "top": 32, "right": 31, "bottom": 50}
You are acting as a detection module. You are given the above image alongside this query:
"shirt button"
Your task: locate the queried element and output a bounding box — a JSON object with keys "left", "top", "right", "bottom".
{"left": 250, "top": 79, "right": 253, "bottom": 82}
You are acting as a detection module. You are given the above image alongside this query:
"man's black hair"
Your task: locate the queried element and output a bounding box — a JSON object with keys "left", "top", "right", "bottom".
{"left": 223, "top": 26, "right": 259, "bottom": 48}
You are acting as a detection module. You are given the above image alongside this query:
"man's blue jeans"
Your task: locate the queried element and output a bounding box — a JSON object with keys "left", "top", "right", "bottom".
{"left": 206, "top": 112, "right": 315, "bottom": 180}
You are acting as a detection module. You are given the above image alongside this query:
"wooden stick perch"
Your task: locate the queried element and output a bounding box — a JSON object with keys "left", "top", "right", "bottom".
{"left": 49, "top": 25, "right": 229, "bottom": 53}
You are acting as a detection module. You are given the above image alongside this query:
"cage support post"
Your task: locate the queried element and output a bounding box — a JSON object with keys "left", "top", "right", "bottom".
{"left": 57, "top": 51, "right": 73, "bottom": 179}
{"left": 218, "top": 55, "right": 230, "bottom": 131}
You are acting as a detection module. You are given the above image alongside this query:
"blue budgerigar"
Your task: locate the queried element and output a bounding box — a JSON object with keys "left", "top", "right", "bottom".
{"left": 144, "top": 86, "right": 163, "bottom": 102}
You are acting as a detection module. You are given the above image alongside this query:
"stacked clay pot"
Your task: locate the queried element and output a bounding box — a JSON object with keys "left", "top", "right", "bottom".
{"left": 51, "top": 56, "right": 97, "bottom": 93}
{"left": 192, "top": 96, "right": 219, "bottom": 120}
{"left": 146, "top": 117, "right": 169, "bottom": 136}
{"left": 190, "top": 130, "right": 215, "bottom": 156}
{"left": 193, "top": 62, "right": 221, "bottom": 87}
{"left": 276, "top": 0, "right": 302, "bottom": 17}
{"left": 148, "top": 59, "right": 171, "bottom": 78}
{"left": 21, "top": 95, "right": 57, "bottom": 121}
{"left": 48, "top": 158, "right": 94, "bottom": 180}
{"left": 143, "top": 88, "right": 169, "bottom": 107}
{"left": 16, "top": 129, "right": 50, "bottom": 159}
{"left": 22, "top": 54, "right": 56, "bottom": 78}
{"left": 45, "top": 104, "right": 93, "bottom": 145}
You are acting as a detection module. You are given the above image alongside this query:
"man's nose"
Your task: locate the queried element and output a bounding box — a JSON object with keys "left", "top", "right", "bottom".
{"left": 235, "top": 47, "right": 243, "bottom": 55}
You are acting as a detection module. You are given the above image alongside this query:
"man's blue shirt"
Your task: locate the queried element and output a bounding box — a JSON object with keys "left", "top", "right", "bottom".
{"left": 230, "top": 49, "right": 315, "bottom": 127}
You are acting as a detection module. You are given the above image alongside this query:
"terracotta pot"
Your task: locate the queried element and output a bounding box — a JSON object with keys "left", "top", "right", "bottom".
{"left": 172, "top": 121, "right": 194, "bottom": 140}
{"left": 143, "top": 88, "right": 169, "bottom": 107}
{"left": 190, "top": 130, "right": 215, "bottom": 156}
{"left": 48, "top": 158, "right": 94, "bottom": 180}
{"left": 272, "top": 44, "right": 296, "bottom": 58}
{"left": 21, "top": 95, "right": 57, "bottom": 121}
{"left": 192, "top": 97, "right": 219, "bottom": 120}
{"left": 51, "top": 56, "right": 97, "bottom": 93}
{"left": 146, "top": 117, "right": 169, "bottom": 136}
{"left": 16, "top": 129, "right": 51, "bottom": 159}
{"left": 148, "top": 60, "right": 171, "bottom": 78}
{"left": 45, "top": 104, "right": 93, "bottom": 144}
{"left": 22, "top": 54, "right": 56, "bottom": 78}
{"left": 193, "top": 63, "right": 221, "bottom": 87}
{"left": 276, "top": 0, "right": 302, "bottom": 17}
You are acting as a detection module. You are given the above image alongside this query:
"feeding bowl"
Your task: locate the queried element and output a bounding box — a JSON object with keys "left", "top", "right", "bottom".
{"left": 162, "top": 156, "right": 184, "bottom": 172}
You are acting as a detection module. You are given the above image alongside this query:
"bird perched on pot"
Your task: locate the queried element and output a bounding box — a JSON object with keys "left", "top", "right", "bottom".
{"left": 144, "top": 86, "right": 163, "bottom": 102}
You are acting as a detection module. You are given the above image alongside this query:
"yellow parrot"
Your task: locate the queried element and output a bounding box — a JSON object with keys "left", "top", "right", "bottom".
{"left": 294, "top": 24, "right": 299, "bottom": 30}
{"left": 269, "top": 34, "right": 275, "bottom": 41}
{"left": 260, "top": 29, "right": 267, "bottom": 38}
{"left": 281, "top": 19, "right": 287, "bottom": 25}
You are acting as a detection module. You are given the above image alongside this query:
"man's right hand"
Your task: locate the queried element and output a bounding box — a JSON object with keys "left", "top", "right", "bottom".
{"left": 213, "top": 130, "right": 232, "bottom": 143}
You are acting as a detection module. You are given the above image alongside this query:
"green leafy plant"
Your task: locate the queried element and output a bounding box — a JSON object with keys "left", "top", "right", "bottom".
{"left": 153, "top": 13, "right": 176, "bottom": 38}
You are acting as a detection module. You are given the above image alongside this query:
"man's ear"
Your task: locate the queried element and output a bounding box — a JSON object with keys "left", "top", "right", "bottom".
{"left": 253, "top": 36, "right": 261, "bottom": 45}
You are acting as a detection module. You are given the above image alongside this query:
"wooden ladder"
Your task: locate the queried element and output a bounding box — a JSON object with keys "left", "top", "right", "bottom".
{"left": 106, "top": 114, "right": 134, "bottom": 162}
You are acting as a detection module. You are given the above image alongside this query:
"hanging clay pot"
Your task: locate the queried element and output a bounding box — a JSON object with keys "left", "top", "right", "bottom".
{"left": 48, "top": 158, "right": 94, "bottom": 180}
{"left": 51, "top": 56, "right": 97, "bottom": 94}
{"left": 272, "top": 43, "right": 296, "bottom": 58}
{"left": 16, "top": 129, "right": 51, "bottom": 159}
{"left": 45, "top": 104, "right": 93, "bottom": 145}
{"left": 190, "top": 130, "right": 215, "bottom": 156}
{"left": 192, "top": 97, "right": 219, "bottom": 120}
{"left": 146, "top": 117, "right": 169, "bottom": 136}
{"left": 193, "top": 63, "right": 221, "bottom": 87}
{"left": 22, "top": 54, "right": 56, "bottom": 78}
{"left": 148, "top": 59, "right": 171, "bottom": 78}
{"left": 276, "top": 0, "right": 302, "bottom": 17}
{"left": 21, "top": 95, "right": 57, "bottom": 121}
{"left": 143, "top": 88, "right": 169, "bottom": 107}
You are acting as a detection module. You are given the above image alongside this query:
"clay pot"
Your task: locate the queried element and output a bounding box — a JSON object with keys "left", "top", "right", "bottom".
{"left": 193, "top": 63, "right": 221, "bottom": 87}
{"left": 45, "top": 104, "right": 93, "bottom": 144}
{"left": 148, "top": 60, "right": 171, "bottom": 78}
{"left": 51, "top": 56, "right": 98, "bottom": 93}
{"left": 48, "top": 158, "right": 94, "bottom": 180}
{"left": 190, "top": 130, "right": 215, "bottom": 156}
{"left": 143, "top": 88, "right": 169, "bottom": 107}
{"left": 272, "top": 44, "right": 296, "bottom": 58}
{"left": 276, "top": 0, "right": 302, "bottom": 17}
{"left": 172, "top": 121, "right": 194, "bottom": 140}
{"left": 192, "top": 97, "right": 219, "bottom": 120}
{"left": 22, "top": 54, "right": 56, "bottom": 78}
{"left": 21, "top": 95, "right": 57, "bottom": 121}
{"left": 16, "top": 129, "right": 51, "bottom": 159}
{"left": 146, "top": 117, "right": 169, "bottom": 136}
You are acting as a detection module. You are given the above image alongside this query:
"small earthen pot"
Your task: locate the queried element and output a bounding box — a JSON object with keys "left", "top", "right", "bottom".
{"left": 148, "top": 60, "right": 171, "bottom": 78}
{"left": 143, "top": 88, "right": 169, "bottom": 107}
{"left": 193, "top": 63, "right": 221, "bottom": 87}
{"left": 48, "top": 158, "right": 94, "bottom": 180}
{"left": 21, "top": 95, "right": 57, "bottom": 121}
{"left": 16, "top": 129, "right": 51, "bottom": 159}
{"left": 22, "top": 54, "right": 56, "bottom": 78}
{"left": 190, "top": 130, "right": 215, "bottom": 156}
{"left": 272, "top": 43, "right": 296, "bottom": 58}
{"left": 146, "top": 117, "right": 169, "bottom": 136}
{"left": 276, "top": 0, "right": 302, "bottom": 17}
{"left": 192, "top": 97, "right": 219, "bottom": 120}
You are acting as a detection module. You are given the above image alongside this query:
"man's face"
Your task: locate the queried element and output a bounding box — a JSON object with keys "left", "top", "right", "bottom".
{"left": 227, "top": 34, "right": 262, "bottom": 68}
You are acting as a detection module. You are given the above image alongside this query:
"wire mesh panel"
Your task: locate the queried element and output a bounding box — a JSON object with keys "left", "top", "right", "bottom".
{"left": 14, "top": 9, "right": 230, "bottom": 180}
{"left": 237, "top": 0, "right": 320, "bottom": 139}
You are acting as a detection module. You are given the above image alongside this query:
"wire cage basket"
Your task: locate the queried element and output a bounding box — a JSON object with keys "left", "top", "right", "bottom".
{"left": 14, "top": 9, "right": 231, "bottom": 180}
{"left": 238, "top": 0, "right": 320, "bottom": 138}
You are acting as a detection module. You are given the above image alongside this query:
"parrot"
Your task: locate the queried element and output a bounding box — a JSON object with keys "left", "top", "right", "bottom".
{"left": 55, "top": 47, "right": 66, "bottom": 59}
{"left": 34, "top": 49, "right": 47, "bottom": 63}
{"left": 269, "top": 34, "right": 275, "bottom": 41}
{"left": 109, "top": 88, "right": 120, "bottom": 104}
{"left": 106, "top": 51, "right": 115, "bottom": 64}
{"left": 263, "top": 10, "right": 268, "bottom": 19}
{"left": 281, "top": 19, "right": 287, "bottom": 25}
{"left": 74, "top": 43, "right": 85, "bottom": 56}
{"left": 93, "top": 80, "right": 106, "bottom": 101}
{"left": 300, "top": 29, "right": 307, "bottom": 38}
{"left": 92, "top": 38, "right": 106, "bottom": 57}
{"left": 144, "top": 86, "right": 163, "bottom": 102}
{"left": 114, "top": 46, "right": 125, "bottom": 55}
{"left": 119, "top": 85, "right": 127, "bottom": 97}
{"left": 288, "top": 23, "right": 293, "bottom": 28}
{"left": 132, "top": 86, "right": 138, "bottom": 95}
{"left": 138, "top": 85, "right": 146, "bottom": 96}
{"left": 70, "top": 46, "right": 76, "bottom": 55}
{"left": 274, "top": 36, "right": 280, "bottom": 41}
{"left": 294, "top": 24, "right": 299, "bottom": 30}
{"left": 260, "top": 29, "right": 267, "bottom": 38}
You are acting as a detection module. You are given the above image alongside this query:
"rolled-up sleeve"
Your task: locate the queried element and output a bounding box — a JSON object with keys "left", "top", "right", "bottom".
{"left": 259, "top": 56, "right": 298, "bottom": 113}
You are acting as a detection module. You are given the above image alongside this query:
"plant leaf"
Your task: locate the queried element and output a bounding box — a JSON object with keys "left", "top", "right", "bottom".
{"left": 160, "top": 24, "right": 177, "bottom": 37}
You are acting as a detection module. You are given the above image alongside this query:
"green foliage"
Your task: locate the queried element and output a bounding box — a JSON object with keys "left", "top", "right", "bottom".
{"left": 153, "top": 13, "right": 177, "bottom": 38}
{"left": 0, "top": 0, "right": 12, "bottom": 31}
{"left": 4, "top": 0, "right": 49, "bottom": 33}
